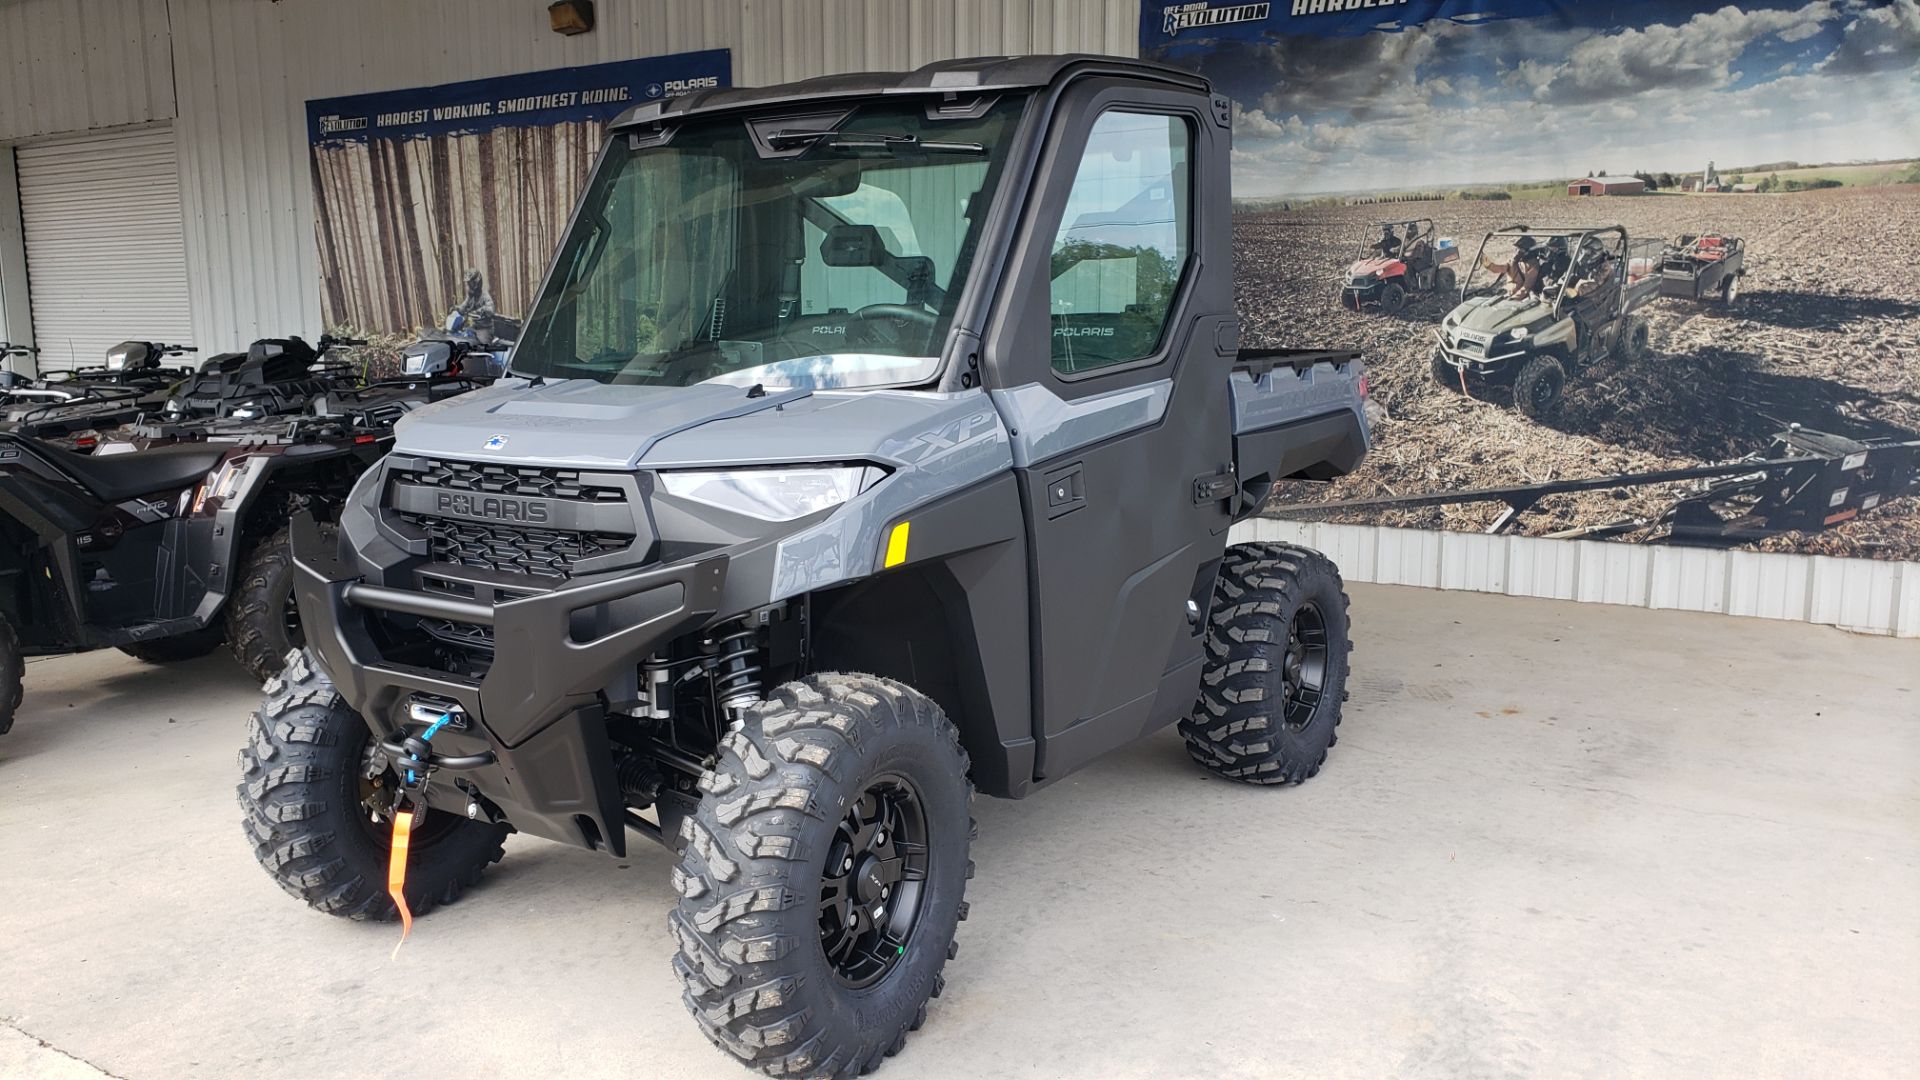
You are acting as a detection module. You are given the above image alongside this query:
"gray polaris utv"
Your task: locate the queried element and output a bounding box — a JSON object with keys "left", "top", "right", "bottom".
{"left": 1431, "top": 225, "right": 1661, "bottom": 417}
{"left": 238, "top": 55, "right": 1370, "bottom": 1078}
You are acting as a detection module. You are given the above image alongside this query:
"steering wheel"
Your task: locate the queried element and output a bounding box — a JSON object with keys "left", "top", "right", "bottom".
{"left": 852, "top": 304, "right": 938, "bottom": 349}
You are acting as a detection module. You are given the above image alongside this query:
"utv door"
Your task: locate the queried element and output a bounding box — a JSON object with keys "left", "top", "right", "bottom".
{"left": 980, "top": 81, "right": 1236, "bottom": 782}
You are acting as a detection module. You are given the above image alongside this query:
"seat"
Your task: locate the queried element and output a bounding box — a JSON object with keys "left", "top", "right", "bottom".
{"left": 40, "top": 442, "right": 229, "bottom": 502}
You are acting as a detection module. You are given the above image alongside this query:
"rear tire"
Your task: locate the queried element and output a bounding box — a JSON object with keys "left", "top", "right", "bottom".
{"left": 118, "top": 625, "right": 225, "bottom": 665}
{"left": 0, "top": 617, "right": 22, "bottom": 736}
{"left": 1620, "top": 316, "right": 1651, "bottom": 362}
{"left": 1512, "top": 355, "right": 1568, "bottom": 418}
{"left": 236, "top": 648, "right": 506, "bottom": 919}
{"left": 1720, "top": 274, "right": 1739, "bottom": 305}
{"left": 1379, "top": 281, "right": 1406, "bottom": 314}
{"left": 1182, "top": 543, "right": 1352, "bottom": 785}
{"left": 227, "top": 523, "right": 334, "bottom": 684}
{"left": 671, "top": 674, "right": 974, "bottom": 1079}
{"left": 1434, "top": 267, "right": 1456, "bottom": 294}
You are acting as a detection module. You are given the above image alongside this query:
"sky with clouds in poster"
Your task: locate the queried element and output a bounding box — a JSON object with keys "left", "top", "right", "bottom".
{"left": 1143, "top": 0, "right": 1920, "bottom": 196}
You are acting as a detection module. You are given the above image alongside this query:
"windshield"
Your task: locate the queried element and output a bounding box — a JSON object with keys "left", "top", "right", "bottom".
{"left": 511, "top": 96, "right": 1029, "bottom": 389}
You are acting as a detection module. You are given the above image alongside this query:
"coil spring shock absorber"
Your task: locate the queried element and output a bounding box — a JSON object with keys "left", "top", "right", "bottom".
{"left": 711, "top": 619, "right": 763, "bottom": 714}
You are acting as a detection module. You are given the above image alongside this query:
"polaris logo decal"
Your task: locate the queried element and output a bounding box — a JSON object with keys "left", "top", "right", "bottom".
{"left": 1053, "top": 326, "right": 1115, "bottom": 338}
{"left": 484, "top": 434, "right": 509, "bottom": 450}
{"left": 812, "top": 325, "right": 848, "bottom": 335}
{"left": 434, "top": 492, "right": 551, "bottom": 524}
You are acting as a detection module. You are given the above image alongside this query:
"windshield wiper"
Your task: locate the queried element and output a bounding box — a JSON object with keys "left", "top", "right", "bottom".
{"left": 766, "top": 129, "right": 984, "bottom": 154}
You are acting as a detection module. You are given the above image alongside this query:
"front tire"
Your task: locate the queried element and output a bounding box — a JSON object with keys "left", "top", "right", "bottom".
{"left": 1512, "top": 354, "right": 1568, "bottom": 418}
{"left": 1379, "top": 281, "right": 1406, "bottom": 314}
{"left": 227, "top": 523, "right": 334, "bottom": 684}
{"left": 236, "top": 649, "right": 506, "bottom": 919}
{"left": 1182, "top": 543, "right": 1352, "bottom": 785}
{"left": 671, "top": 674, "right": 974, "bottom": 1079}
{"left": 0, "top": 616, "right": 22, "bottom": 736}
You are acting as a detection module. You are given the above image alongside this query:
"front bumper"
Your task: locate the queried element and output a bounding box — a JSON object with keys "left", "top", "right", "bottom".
{"left": 288, "top": 513, "right": 726, "bottom": 853}
{"left": 1434, "top": 335, "right": 1529, "bottom": 382}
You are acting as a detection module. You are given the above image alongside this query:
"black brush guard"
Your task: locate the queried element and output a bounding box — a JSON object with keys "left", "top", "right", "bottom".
{"left": 288, "top": 512, "right": 727, "bottom": 855}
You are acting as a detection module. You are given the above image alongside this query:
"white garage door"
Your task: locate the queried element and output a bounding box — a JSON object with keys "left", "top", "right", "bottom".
{"left": 16, "top": 125, "right": 193, "bottom": 372}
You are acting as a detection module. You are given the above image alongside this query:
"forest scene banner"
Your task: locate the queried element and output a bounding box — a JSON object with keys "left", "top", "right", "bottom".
{"left": 1145, "top": 1, "right": 1920, "bottom": 561}
{"left": 306, "top": 50, "right": 731, "bottom": 337}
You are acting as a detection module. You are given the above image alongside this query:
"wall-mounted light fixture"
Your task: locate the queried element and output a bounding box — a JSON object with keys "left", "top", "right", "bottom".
{"left": 549, "top": 0, "right": 595, "bottom": 35}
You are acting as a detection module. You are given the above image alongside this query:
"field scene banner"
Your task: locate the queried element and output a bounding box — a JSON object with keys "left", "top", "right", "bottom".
{"left": 306, "top": 50, "right": 731, "bottom": 337}
{"left": 1145, "top": 1, "right": 1920, "bottom": 560}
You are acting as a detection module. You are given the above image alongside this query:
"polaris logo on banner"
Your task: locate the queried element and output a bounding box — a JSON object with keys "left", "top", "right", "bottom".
{"left": 1162, "top": 2, "right": 1271, "bottom": 36}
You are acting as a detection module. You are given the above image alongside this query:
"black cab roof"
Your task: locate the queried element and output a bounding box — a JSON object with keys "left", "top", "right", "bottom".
{"left": 609, "top": 54, "right": 1211, "bottom": 130}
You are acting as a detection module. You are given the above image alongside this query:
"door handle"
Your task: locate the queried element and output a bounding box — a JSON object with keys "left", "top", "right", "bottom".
{"left": 1042, "top": 461, "right": 1085, "bottom": 520}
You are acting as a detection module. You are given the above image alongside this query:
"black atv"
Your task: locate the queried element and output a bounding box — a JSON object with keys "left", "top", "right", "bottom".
{"left": 153, "top": 335, "right": 363, "bottom": 423}
{"left": 0, "top": 340, "right": 198, "bottom": 449}
{"left": 0, "top": 359, "right": 491, "bottom": 736}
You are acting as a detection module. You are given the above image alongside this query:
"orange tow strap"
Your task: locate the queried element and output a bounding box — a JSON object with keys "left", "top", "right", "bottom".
{"left": 387, "top": 805, "right": 417, "bottom": 960}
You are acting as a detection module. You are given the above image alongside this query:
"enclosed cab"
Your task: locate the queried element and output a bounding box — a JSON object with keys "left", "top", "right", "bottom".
{"left": 240, "top": 55, "right": 1370, "bottom": 1078}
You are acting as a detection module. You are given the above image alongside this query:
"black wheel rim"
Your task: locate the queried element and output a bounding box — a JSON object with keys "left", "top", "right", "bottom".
{"left": 819, "top": 776, "right": 930, "bottom": 988}
{"left": 1530, "top": 370, "right": 1562, "bottom": 412}
{"left": 1281, "top": 602, "right": 1330, "bottom": 732}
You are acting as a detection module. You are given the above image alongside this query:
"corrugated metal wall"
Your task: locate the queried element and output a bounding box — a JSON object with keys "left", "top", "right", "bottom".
{"left": 1235, "top": 518, "right": 1920, "bottom": 638}
{"left": 0, "top": 0, "right": 176, "bottom": 143}
{"left": 160, "top": 0, "right": 1140, "bottom": 353}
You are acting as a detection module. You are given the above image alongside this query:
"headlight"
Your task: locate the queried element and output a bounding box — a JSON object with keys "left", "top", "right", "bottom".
{"left": 230, "top": 406, "right": 258, "bottom": 419}
{"left": 658, "top": 466, "right": 884, "bottom": 521}
{"left": 1507, "top": 327, "right": 1529, "bottom": 341}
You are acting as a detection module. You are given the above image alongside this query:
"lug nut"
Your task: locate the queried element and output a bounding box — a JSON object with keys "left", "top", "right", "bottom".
{"left": 466, "top": 801, "right": 480, "bottom": 819}
{"left": 842, "top": 858, "right": 853, "bottom": 872}
{"left": 847, "top": 913, "right": 858, "bottom": 927}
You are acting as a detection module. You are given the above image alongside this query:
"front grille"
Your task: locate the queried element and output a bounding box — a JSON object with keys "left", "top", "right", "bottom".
{"left": 385, "top": 457, "right": 641, "bottom": 580}
{"left": 403, "top": 458, "right": 627, "bottom": 502}
{"left": 397, "top": 513, "right": 631, "bottom": 580}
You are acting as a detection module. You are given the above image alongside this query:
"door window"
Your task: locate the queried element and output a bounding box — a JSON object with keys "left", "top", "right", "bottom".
{"left": 1047, "top": 112, "right": 1191, "bottom": 374}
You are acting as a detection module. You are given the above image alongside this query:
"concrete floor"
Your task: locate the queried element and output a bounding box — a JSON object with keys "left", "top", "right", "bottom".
{"left": 1, "top": 583, "right": 1915, "bottom": 1080}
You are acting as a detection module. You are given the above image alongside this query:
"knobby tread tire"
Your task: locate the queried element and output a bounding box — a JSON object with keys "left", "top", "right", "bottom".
{"left": 227, "top": 523, "right": 333, "bottom": 684}
{"left": 670, "top": 673, "right": 975, "bottom": 1080}
{"left": 1181, "top": 542, "right": 1352, "bottom": 785}
{"left": 0, "top": 616, "right": 22, "bottom": 736}
{"left": 235, "top": 648, "right": 506, "bottom": 920}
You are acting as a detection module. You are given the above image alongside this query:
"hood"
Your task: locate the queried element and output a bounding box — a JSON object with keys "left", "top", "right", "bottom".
{"left": 1348, "top": 257, "right": 1402, "bottom": 277}
{"left": 1449, "top": 294, "right": 1550, "bottom": 336}
{"left": 391, "top": 379, "right": 810, "bottom": 469}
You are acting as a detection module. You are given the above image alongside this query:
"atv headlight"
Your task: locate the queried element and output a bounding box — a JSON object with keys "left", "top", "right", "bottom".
{"left": 658, "top": 466, "right": 885, "bottom": 521}
{"left": 1507, "top": 327, "right": 1530, "bottom": 341}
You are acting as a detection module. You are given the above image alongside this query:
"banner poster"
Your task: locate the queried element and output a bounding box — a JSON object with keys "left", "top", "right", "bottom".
{"left": 305, "top": 50, "right": 731, "bottom": 340}
{"left": 1144, "top": 2, "right": 1919, "bottom": 560}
